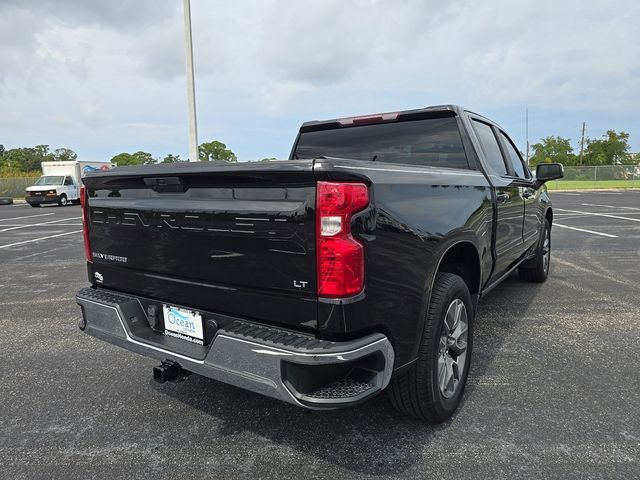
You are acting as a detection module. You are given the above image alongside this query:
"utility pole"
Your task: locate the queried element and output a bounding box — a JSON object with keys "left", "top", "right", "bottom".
{"left": 525, "top": 108, "right": 529, "bottom": 165}
{"left": 579, "top": 122, "right": 586, "bottom": 166}
{"left": 183, "top": 0, "right": 199, "bottom": 162}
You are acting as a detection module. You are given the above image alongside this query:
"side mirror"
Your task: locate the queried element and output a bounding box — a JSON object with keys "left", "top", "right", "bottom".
{"left": 534, "top": 163, "right": 564, "bottom": 189}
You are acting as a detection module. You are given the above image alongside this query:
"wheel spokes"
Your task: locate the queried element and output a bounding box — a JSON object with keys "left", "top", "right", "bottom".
{"left": 444, "top": 299, "right": 462, "bottom": 333}
{"left": 438, "top": 355, "right": 448, "bottom": 393}
{"left": 440, "top": 355, "right": 455, "bottom": 395}
{"left": 438, "top": 297, "right": 469, "bottom": 399}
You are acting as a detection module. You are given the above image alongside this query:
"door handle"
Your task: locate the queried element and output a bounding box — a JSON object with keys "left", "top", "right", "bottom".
{"left": 496, "top": 192, "right": 510, "bottom": 203}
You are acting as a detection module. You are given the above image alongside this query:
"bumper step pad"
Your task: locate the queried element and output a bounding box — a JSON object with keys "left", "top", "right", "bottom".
{"left": 306, "top": 378, "right": 375, "bottom": 399}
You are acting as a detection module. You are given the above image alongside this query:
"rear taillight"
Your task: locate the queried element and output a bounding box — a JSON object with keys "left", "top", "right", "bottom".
{"left": 316, "top": 181, "right": 369, "bottom": 298}
{"left": 80, "top": 185, "right": 92, "bottom": 262}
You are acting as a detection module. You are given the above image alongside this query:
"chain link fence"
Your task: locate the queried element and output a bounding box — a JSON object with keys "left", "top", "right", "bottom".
{"left": 545, "top": 165, "right": 640, "bottom": 190}
{"left": 0, "top": 177, "right": 40, "bottom": 198}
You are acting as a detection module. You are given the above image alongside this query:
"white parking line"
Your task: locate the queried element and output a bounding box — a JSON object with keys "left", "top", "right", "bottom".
{"left": 553, "top": 214, "right": 595, "bottom": 221}
{"left": 0, "top": 217, "right": 81, "bottom": 233}
{"left": 581, "top": 203, "right": 640, "bottom": 211}
{"left": 0, "top": 212, "right": 55, "bottom": 222}
{"left": 554, "top": 257, "right": 633, "bottom": 287}
{"left": 553, "top": 192, "right": 581, "bottom": 196}
{"left": 42, "top": 223, "right": 82, "bottom": 226}
{"left": 0, "top": 230, "right": 82, "bottom": 249}
{"left": 555, "top": 211, "right": 640, "bottom": 216}
{"left": 555, "top": 208, "right": 640, "bottom": 223}
{"left": 553, "top": 223, "right": 618, "bottom": 238}
{"left": 0, "top": 223, "right": 84, "bottom": 227}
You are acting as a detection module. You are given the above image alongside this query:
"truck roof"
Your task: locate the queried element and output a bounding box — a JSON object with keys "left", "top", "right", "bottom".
{"left": 299, "top": 104, "right": 467, "bottom": 132}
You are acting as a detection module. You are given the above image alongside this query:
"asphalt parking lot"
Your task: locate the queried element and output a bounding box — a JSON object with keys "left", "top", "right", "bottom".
{"left": 1, "top": 192, "right": 639, "bottom": 479}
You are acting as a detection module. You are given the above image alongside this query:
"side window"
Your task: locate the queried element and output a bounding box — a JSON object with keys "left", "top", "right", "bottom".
{"left": 472, "top": 120, "right": 507, "bottom": 175}
{"left": 499, "top": 132, "right": 528, "bottom": 178}
{"left": 64, "top": 176, "right": 74, "bottom": 186}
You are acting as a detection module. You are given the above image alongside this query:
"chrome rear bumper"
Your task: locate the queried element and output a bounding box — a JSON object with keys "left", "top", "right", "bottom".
{"left": 76, "top": 287, "right": 394, "bottom": 409}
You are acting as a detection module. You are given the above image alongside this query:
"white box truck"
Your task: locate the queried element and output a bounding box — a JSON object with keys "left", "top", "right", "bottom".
{"left": 25, "top": 161, "right": 113, "bottom": 207}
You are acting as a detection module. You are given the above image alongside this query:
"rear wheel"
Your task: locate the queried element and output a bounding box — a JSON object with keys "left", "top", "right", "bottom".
{"left": 388, "top": 272, "right": 473, "bottom": 422}
{"left": 518, "top": 219, "right": 550, "bottom": 282}
{"left": 58, "top": 194, "right": 68, "bottom": 206}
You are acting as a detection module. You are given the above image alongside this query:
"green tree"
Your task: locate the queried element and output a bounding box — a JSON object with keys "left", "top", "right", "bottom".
{"left": 198, "top": 141, "right": 237, "bottom": 162}
{"left": 34, "top": 144, "right": 52, "bottom": 160}
{"left": 52, "top": 148, "right": 78, "bottom": 162}
{"left": 2, "top": 147, "right": 47, "bottom": 171}
{"left": 110, "top": 151, "right": 156, "bottom": 166}
{"left": 133, "top": 151, "right": 156, "bottom": 165}
{"left": 583, "top": 130, "right": 630, "bottom": 165}
{"left": 529, "top": 136, "right": 577, "bottom": 166}
{"left": 162, "top": 153, "right": 183, "bottom": 163}
{"left": 0, "top": 145, "right": 5, "bottom": 156}
{"left": 0, "top": 145, "right": 80, "bottom": 171}
{"left": 110, "top": 153, "right": 138, "bottom": 166}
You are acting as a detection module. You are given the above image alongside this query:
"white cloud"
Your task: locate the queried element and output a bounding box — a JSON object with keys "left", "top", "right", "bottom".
{"left": 1, "top": 0, "right": 639, "bottom": 160}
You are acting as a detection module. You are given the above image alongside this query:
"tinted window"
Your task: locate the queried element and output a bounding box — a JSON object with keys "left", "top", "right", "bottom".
{"left": 499, "top": 132, "right": 527, "bottom": 178}
{"left": 64, "top": 176, "right": 74, "bottom": 185}
{"left": 473, "top": 121, "right": 507, "bottom": 175}
{"left": 294, "top": 117, "right": 469, "bottom": 169}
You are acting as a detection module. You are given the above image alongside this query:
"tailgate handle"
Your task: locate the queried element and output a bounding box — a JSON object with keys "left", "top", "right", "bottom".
{"left": 144, "top": 177, "right": 185, "bottom": 193}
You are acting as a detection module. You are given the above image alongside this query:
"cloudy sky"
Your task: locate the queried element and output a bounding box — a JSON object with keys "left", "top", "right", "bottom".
{"left": 1, "top": 0, "right": 639, "bottom": 161}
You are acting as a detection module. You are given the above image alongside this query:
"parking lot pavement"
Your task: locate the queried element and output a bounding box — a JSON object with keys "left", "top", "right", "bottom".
{"left": 1, "top": 192, "right": 639, "bottom": 479}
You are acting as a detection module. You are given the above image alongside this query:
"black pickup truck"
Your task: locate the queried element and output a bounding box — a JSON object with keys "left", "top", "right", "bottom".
{"left": 76, "top": 105, "right": 563, "bottom": 422}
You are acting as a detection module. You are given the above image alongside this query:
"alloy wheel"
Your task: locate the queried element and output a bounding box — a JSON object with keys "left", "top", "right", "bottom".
{"left": 437, "top": 298, "right": 468, "bottom": 399}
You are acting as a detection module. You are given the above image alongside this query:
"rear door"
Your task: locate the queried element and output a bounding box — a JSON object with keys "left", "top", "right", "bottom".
{"left": 471, "top": 119, "right": 525, "bottom": 277}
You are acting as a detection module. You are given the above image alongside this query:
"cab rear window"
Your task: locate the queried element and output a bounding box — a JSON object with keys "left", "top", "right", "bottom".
{"left": 294, "top": 117, "right": 469, "bottom": 169}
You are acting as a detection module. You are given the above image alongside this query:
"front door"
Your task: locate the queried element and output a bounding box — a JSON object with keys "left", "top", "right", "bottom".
{"left": 496, "top": 130, "right": 540, "bottom": 249}
{"left": 64, "top": 176, "right": 79, "bottom": 201}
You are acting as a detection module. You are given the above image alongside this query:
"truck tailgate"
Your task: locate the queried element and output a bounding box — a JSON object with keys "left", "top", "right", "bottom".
{"left": 82, "top": 161, "right": 318, "bottom": 330}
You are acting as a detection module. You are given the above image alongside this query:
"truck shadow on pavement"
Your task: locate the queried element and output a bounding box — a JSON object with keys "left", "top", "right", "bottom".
{"left": 153, "top": 272, "right": 540, "bottom": 476}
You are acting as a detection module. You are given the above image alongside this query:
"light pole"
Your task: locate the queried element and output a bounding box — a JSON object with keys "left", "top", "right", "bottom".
{"left": 525, "top": 107, "right": 529, "bottom": 165}
{"left": 183, "top": 0, "right": 199, "bottom": 162}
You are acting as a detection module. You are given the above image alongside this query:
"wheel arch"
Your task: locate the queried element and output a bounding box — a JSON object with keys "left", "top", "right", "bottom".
{"left": 545, "top": 207, "right": 553, "bottom": 229}
{"left": 399, "top": 237, "right": 481, "bottom": 373}
{"left": 433, "top": 239, "right": 482, "bottom": 297}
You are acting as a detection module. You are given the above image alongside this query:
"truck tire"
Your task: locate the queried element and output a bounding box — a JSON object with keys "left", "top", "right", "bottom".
{"left": 518, "top": 219, "right": 550, "bottom": 283}
{"left": 58, "top": 194, "right": 68, "bottom": 206}
{"left": 388, "top": 272, "right": 473, "bottom": 422}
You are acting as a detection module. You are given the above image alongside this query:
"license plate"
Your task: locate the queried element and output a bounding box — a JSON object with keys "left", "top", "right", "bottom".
{"left": 162, "top": 305, "right": 204, "bottom": 345}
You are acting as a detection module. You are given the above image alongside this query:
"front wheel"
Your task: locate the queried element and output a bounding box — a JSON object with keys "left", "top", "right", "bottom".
{"left": 58, "top": 194, "right": 68, "bottom": 206}
{"left": 518, "top": 219, "right": 551, "bottom": 283}
{"left": 388, "top": 272, "right": 474, "bottom": 422}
